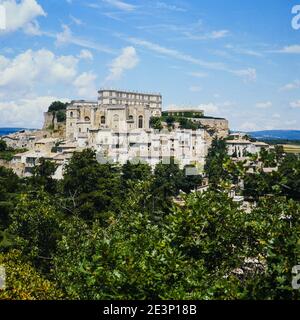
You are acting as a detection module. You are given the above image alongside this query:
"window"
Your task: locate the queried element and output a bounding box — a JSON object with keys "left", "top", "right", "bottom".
{"left": 84, "top": 116, "right": 90, "bottom": 122}
{"left": 128, "top": 115, "right": 133, "bottom": 121}
{"left": 138, "top": 115, "right": 143, "bottom": 128}
{"left": 70, "top": 111, "right": 73, "bottom": 118}
{"left": 113, "top": 114, "right": 119, "bottom": 129}
{"left": 101, "top": 116, "right": 105, "bottom": 124}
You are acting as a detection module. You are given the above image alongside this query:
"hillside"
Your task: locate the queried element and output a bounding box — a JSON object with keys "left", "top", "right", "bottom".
{"left": 247, "top": 130, "right": 300, "bottom": 141}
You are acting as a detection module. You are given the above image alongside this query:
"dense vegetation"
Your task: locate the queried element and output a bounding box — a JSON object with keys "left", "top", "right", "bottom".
{"left": 0, "top": 141, "right": 300, "bottom": 300}
{"left": 47, "top": 101, "right": 68, "bottom": 123}
{"left": 150, "top": 115, "right": 204, "bottom": 131}
{"left": 0, "top": 140, "right": 27, "bottom": 162}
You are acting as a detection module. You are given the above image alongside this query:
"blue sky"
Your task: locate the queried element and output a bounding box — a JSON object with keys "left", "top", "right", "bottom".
{"left": 0, "top": 0, "right": 300, "bottom": 130}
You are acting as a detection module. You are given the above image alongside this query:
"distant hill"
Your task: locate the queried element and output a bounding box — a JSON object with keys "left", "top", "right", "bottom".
{"left": 247, "top": 130, "right": 300, "bottom": 141}
{"left": 0, "top": 128, "right": 34, "bottom": 136}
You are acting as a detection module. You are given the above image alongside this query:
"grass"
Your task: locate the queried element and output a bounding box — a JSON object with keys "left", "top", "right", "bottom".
{"left": 281, "top": 144, "right": 300, "bottom": 154}
{"left": 0, "top": 148, "right": 28, "bottom": 161}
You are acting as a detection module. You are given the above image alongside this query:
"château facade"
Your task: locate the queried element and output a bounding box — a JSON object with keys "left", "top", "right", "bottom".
{"left": 66, "top": 89, "right": 162, "bottom": 140}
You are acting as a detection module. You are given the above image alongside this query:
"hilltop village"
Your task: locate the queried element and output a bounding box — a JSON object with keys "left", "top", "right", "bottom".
{"left": 0, "top": 88, "right": 270, "bottom": 180}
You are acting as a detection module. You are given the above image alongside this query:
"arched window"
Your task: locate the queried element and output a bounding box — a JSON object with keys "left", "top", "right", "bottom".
{"left": 101, "top": 116, "right": 106, "bottom": 124}
{"left": 113, "top": 114, "right": 119, "bottom": 129}
{"left": 128, "top": 115, "right": 133, "bottom": 121}
{"left": 70, "top": 111, "right": 73, "bottom": 118}
{"left": 84, "top": 116, "right": 90, "bottom": 122}
{"left": 138, "top": 115, "right": 143, "bottom": 128}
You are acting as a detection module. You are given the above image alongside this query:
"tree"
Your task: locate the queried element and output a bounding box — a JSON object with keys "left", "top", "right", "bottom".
{"left": 30, "top": 158, "right": 58, "bottom": 194}
{"left": 168, "top": 191, "right": 248, "bottom": 273}
{"left": 121, "top": 161, "right": 152, "bottom": 189}
{"left": 237, "top": 197, "right": 300, "bottom": 299}
{"left": 165, "top": 116, "right": 176, "bottom": 129}
{"left": 8, "top": 192, "right": 62, "bottom": 271}
{"left": 277, "top": 153, "right": 300, "bottom": 200}
{"left": 48, "top": 101, "right": 68, "bottom": 113}
{"left": 61, "top": 149, "right": 122, "bottom": 221}
{"left": 0, "top": 140, "right": 7, "bottom": 152}
{"left": 152, "top": 158, "right": 184, "bottom": 199}
{"left": 259, "top": 148, "right": 277, "bottom": 167}
{"left": 178, "top": 118, "right": 198, "bottom": 130}
{"left": 0, "top": 250, "right": 63, "bottom": 300}
{"left": 52, "top": 184, "right": 204, "bottom": 300}
{"left": 204, "top": 138, "right": 230, "bottom": 187}
{"left": 150, "top": 117, "right": 163, "bottom": 130}
{"left": 0, "top": 167, "right": 20, "bottom": 229}
{"left": 56, "top": 110, "right": 66, "bottom": 122}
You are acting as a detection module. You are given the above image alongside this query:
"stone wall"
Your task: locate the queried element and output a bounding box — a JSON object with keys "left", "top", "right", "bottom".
{"left": 43, "top": 112, "right": 66, "bottom": 138}
{"left": 192, "top": 118, "right": 229, "bottom": 139}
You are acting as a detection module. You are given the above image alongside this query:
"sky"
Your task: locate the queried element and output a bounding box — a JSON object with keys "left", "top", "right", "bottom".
{"left": 0, "top": 0, "right": 300, "bottom": 131}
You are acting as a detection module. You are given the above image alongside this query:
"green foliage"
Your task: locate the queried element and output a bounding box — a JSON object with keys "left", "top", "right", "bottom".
{"left": 0, "top": 250, "right": 64, "bottom": 300}
{"left": 48, "top": 101, "right": 68, "bottom": 113}
{"left": 259, "top": 148, "right": 277, "bottom": 167}
{"left": 56, "top": 110, "right": 66, "bottom": 123}
{"left": 61, "top": 149, "right": 122, "bottom": 221}
{"left": 8, "top": 192, "right": 62, "bottom": 270}
{"left": 149, "top": 117, "right": 163, "bottom": 130}
{"left": 1, "top": 145, "right": 300, "bottom": 300}
{"left": 204, "top": 138, "right": 230, "bottom": 187}
{"left": 165, "top": 116, "right": 176, "bottom": 127}
{"left": 178, "top": 118, "right": 199, "bottom": 130}
{"left": 121, "top": 161, "right": 152, "bottom": 188}
{"left": 30, "top": 158, "right": 58, "bottom": 194}
{"left": 0, "top": 140, "right": 7, "bottom": 152}
{"left": 243, "top": 153, "right": 300, "bottom": 201}
{"left": 0, "top": 167, "right": 20, "bottom": 229}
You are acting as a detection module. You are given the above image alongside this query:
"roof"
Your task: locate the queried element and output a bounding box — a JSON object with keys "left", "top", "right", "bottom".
{"left": 166, "top": 109, "right": 204, "bottom": 113}
{"left": 98, "top": 88, "right": 161, "bottom": 96}
{"left": 226, "top": 140, "right": 251, "bottom": 144}
{"left": 254, "top": 141, "right": 269, "bottom": 146}
{"left": 35, "top": 138, "right": 58, "bottom": 144}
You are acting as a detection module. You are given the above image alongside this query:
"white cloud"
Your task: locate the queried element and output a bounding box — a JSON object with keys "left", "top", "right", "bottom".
{"left": 285, "top": 120, "right": 297, "bottom": 126}
{"left": 198, "top": 103, "right": 220, "bottom": 116}
{"left": 276, "top": 45, "right": 300, "bottom": 54}
{"left": 210, "top": 30, "right": 229, "bottom": 39}
{"left": 231, "top": 68, "right": 257, "bottom": 82}
{"left": 183, "top": 29, "right": 229, "bottom": 41}
{"left": 124, "top": 36, "right": 226, "bottom": 70}
{"left": 78, "top": 49, "right": 93, "bottom": 60}
{"left": 56, "top": 25, "right": 115, "bottom": 54}
{"left": 123, "top": 36, "right": 256, "bottom": 81}
{"left": 272, "top": 113, "right": 280, "bottom": 119}
{"left": 225, "top": 44, "right": 263, "bottom": 57}
{"left": 239, "top": 121, "right": 260, "bottom": 131}
{"left": 106, "top": 46, "right": 139, "bottom": 81}
{"left": 189, "top": 86, "right": 202, "bottom": 92}
{"left": 0, "top": 0, "right": 46, "bottom": 34}
{"left": 255, "top": 101, "right": 272, "bottom": 109}
{"left": 0, "top": 48, "right": 99, "bottom": 126}
{"left": 155, "top": 1, "right": 186, "bottom": 12}
{"left": 70, "top": 15, "right": 84, "bottom": 26}
{"left": 188, "top": 71, "right": 208, "bottom": 78}
{"left": 0, "top": 49, "right": 79, "bottom": 97}
{"left": 290, "top": 100, "right": 300, "bottom": 108}
{"left": 0, "top": 96, "right": 69, "bottom": 128}
{"left": 102, "top": 0, "right": 136, "bottom": 12}
{"left": 280, "top": 80, "right": 300, "bottom": 91}
{"left": 23, "top": 20, "right": 41, "bottom": 35}
{"left": 73, "top": 72, "right": 97, "bottom": 98}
